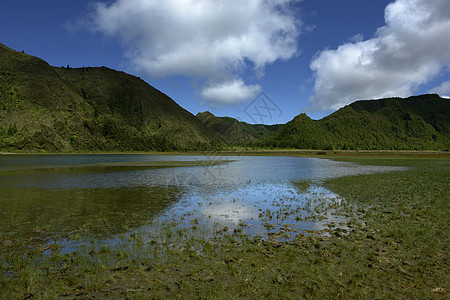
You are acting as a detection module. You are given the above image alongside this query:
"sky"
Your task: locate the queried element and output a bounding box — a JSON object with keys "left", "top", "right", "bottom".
{"left": 1, "top": 0, "right": 449, "bottom": 124}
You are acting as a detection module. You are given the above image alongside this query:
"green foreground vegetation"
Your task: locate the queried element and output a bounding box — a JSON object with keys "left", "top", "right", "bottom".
{"left": 1, "top": 155, "right": 449, "bottom": 298}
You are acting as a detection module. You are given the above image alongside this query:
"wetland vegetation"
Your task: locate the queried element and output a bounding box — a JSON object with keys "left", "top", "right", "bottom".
{"left": 1, "top": 153, "right": 448, "bottom": 298}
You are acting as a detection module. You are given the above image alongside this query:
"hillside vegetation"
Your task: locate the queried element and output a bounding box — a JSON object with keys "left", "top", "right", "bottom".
{"left": 196, "top": 111, "right": 280, "bottom": 144}
{"left": 253, "top": 94, "right": 450, "bottom": 150}
{"left": 0, "top": 43, "right": 220, "bottom": 152}
{"left": 1, "top": 42, "right": 449, "bottom": 152}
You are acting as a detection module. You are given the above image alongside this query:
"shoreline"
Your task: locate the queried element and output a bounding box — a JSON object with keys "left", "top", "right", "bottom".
{"left": 1, "top": 149, "right": 449, "bottom": 157}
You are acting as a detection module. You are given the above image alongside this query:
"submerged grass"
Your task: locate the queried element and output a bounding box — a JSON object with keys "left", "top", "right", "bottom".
{"left": 1, "top": 156, "right": 448, "bottom": 298}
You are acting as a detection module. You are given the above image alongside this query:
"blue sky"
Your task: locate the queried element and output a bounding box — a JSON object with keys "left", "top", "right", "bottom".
{"left": 1, "top": 0, "right": 449, "bottom": 124}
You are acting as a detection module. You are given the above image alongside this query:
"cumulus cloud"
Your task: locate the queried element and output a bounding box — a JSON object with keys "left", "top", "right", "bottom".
{"left": 201, "top": 79, "right": 262, "bottom": 105}
{"left": 308, "top": 0, "right": 450, "bottom": 111}
{"left": 87, "top": 0, "right": 301, "bottom": 104}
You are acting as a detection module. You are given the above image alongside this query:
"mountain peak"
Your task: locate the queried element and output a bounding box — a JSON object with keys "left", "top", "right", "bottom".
{"left": 0, "top": 42, "right": 221, "bottom": 152}
{"left": 196, "top": 111, "right": 215, "bottom": 118}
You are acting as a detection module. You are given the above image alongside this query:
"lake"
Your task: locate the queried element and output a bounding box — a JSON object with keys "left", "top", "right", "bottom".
{"left": 0, "top": 154, "right": 404, "bottom": 251}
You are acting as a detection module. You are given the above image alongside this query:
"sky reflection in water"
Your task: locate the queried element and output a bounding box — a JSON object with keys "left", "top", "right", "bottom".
{"left": 0, "top": 155, "right": 405, "bottom": 249}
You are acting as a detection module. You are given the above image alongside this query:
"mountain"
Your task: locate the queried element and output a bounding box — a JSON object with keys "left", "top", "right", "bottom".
{"left": 1, "top": 42, "right": 449, "bottom": 152}
{"left": 0, "top": 43, "right": 220, "bottom": 152}
{"left": 257, "top": 94, "right": 450, "bottom": 150}
{"left": 196, "top": 111, "right": 280, "bottom": 144}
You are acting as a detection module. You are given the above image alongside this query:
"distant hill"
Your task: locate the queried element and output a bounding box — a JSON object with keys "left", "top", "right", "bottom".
{"left": 256, "top": 94, "right": 450, "bottom": 150}
{"left": 1, "top": 42, "right": 449, "bottom": 152}
{"left": 0, "top": 43, "right": 220, "bottom": 152}
{"left": 196, "top": 111, "right": 280, "bottom": 144}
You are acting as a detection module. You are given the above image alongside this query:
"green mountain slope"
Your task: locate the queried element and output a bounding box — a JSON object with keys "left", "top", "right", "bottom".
{"left": 0, "top": 43, "right": 220, "bottom": 152}
{"left": 258, "top": 95, "right": 450, "bottom": 150}
{"left": 196, "top": 111, "right": 280, "bottom": 144}
{"left": 1, "top": 42, "right": 448, "bottom": 152}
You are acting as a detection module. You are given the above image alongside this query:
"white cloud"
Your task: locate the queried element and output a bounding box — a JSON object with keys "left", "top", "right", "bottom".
{"left": 429, "top": 80, "right": 450, "bottom": 97}
{"left": 308, "top": 0, "right": 450, "bottom": 111}
{"left": 87, "top": 0, "right": 301, "bottom": 104}
{"left": 201, "top": 79, "right": 262, "bottom": 104}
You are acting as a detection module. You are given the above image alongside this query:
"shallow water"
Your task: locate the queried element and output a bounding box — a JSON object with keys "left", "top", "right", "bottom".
{"left": 0, "top": 154, "right": 404, "bottom": 249}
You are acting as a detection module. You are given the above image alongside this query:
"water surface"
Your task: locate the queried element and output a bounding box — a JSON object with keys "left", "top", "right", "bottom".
{"left": 0, "top": 154, "right": 404, "bottom": 249}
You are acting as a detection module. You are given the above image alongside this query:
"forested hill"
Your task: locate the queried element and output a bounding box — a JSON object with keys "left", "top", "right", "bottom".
{"left": 1, "top": 42, "right": 449, "bottom": 152}
{"left": 196, "top": 111, "right": 280, "bottom": 144}
{"left": 0, "top": 43, "right": 221, "bottom": 151}
{"left": 255, "top": 94, "right": 450, "bottom": 150}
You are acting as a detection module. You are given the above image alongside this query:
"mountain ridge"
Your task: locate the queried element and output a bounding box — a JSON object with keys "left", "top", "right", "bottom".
{"left": 1, "top": 42, "right": 449, "bottom": 152}
{"left": 253, "top": 94, "right": 449, "bottom": 150}
{"left": 0, "top": 42, "right": 221, "bottom": 151}
{"left": 196, "top": 111, "right": 280, "bottom": 144}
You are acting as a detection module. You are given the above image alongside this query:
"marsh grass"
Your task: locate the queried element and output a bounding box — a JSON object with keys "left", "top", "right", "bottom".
{"left": 1, "top": 156, "right": 448, "bottom": 298}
